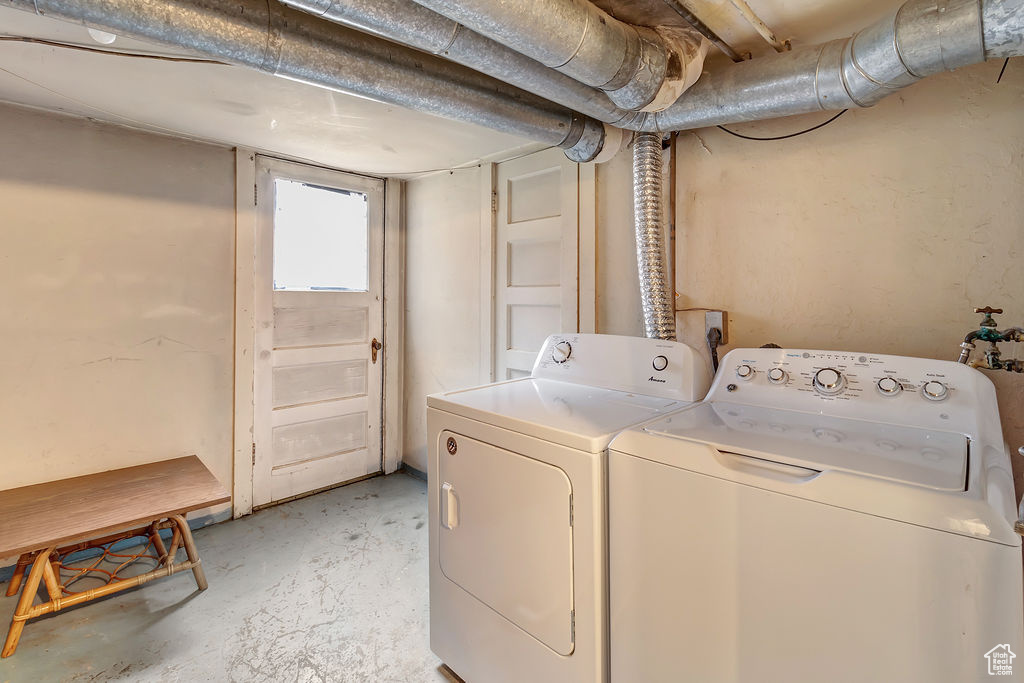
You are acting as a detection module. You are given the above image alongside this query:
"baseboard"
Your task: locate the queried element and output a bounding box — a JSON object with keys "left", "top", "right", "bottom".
{"left": 400, "top": 462, "right": 428, "bottom": 482}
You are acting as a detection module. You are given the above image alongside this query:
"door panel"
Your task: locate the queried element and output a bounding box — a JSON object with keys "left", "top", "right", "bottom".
{"left": 271, "top": 359, "right": 367, "bottom": 408}
{"left": 508, "top": 238, "right": 561, "bottom": 287}
{"left": 271, "top": 413, "right": 367, "bottom": 468}
{"left": 494, "top": 149, "right": 579, "bottom": 380}
{"left": 273, "top": 303, "right": 369, "bottom": 347}
{"left": 438, "top": 430, "right": 575, "bottom": 655}
{"left": 253, "top": 156, "right": 384, "bottom": 506}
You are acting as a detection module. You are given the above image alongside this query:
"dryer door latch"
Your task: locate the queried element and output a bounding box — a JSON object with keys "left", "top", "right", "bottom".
{"left": 441, "top": 482, "right": 459, "bottom": 530}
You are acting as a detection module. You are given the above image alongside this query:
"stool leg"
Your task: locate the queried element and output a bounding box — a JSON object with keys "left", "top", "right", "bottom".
{"left": 171, "top": 515, "right": 207, "bottom": 591}
{"left": 5, "top": 555, "right": 30, "bottom": 598}
{"left": 149, "top": 521, "right": 169, "bottom": 566}
{"left": 41, "top": 561, "right": 61, "bottom": 601}
{"left": 2, "top": 549, "right": 53, "bottom": 658}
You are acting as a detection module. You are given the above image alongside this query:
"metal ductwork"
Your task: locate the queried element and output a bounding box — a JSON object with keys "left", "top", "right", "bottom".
{"left": 0, "top": 0, "right": 612, "bottom": 162}
{"left": 650, "top": 0, "right": 1024, "bottom": 131}
{"left": 632, "top": 132, "right": 675, "bottom": 341}
{"left": 408, "top": 0, "right": 710, "bottom": 112}
{"left": 5, "top": 0, "right": 1019, "bottom": 157}
{"left": 280, "top": 0, "right": 649, "bottom": 130}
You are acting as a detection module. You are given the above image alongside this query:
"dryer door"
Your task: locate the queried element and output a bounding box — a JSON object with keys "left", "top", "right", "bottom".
{"left": 438, "top": 430, "right": 575, "bottom": 655}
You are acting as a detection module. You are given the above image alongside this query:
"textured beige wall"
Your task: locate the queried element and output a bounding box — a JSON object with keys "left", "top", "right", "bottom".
{"left": 673, "top": 61, "right": 1021, "bottom": 356}
{"left": 402, "top": 169, "right": 485, "bottom": 473}
{"left": 0, "top": 104, "right": 236, "bottom": 504}
{"left": 596, "top": 153, "right": 645, "bottom": 337}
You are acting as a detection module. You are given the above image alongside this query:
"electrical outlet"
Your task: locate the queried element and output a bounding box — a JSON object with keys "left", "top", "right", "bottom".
{"left": 705, "top": 310, "right": 728, "bottom": 345}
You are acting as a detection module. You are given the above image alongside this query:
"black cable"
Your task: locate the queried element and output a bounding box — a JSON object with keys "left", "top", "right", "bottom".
{"left": 717, "top": 109, "right": 848, "bottom": 141}
{"left": 706, "top": 327, "right": 722, "bottom": 373}
{"left": 0, "top": 35, "right": 225, "bottom": 64}
{"left": 996, "top": 58, "right": 1010, "bottom": 84}
{"left": 374, "top": 145, "right": 556, "bottom": 178}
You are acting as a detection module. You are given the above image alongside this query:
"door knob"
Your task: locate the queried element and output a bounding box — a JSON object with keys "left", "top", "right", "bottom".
{"left": 371, "top": 338, "right": 382, "bottom": 363}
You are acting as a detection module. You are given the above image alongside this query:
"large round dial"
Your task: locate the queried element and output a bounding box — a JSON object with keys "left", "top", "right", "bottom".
{"left": 921, "top": 380, "right": 949, "bottom": 401}
{"left": 767, "top": 367, "right": 788, "bottom": 384}
{"left": 813, "top": 367, "right": 846, "bottom": 395}
{"left": 735, "top": 364, "right": 755, "bottom": 381}
{"left": 551, "top": 340, "right": 572, "bottom": 363}
{"left": 877, "top": 377, "right": 902, "bottom": 396}
{"left": 652, "top": 355, "right": 669, "bottom": 372}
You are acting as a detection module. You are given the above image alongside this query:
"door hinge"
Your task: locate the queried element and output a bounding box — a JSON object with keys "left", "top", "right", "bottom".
{"left": 251, "top": 442, "right": 256, "bottom": 466}
{"left": 568, "top": 493, "right": 573, "bottom": 527}
{"left": 253, "top": 183, "right": 258, "bottom": 206}
{"left": 490, "top": 190, "right": 497, "bottom": 214}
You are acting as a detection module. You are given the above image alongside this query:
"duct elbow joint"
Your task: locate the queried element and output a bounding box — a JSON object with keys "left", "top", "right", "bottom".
{"left": 561, "top": 117, "right": 616, "bottom": 163}
{"left": 605, "top": 26, "right": 709, "bottom": 113}
{"left": 563, "top": 122, "right": 625, "bottom": 164}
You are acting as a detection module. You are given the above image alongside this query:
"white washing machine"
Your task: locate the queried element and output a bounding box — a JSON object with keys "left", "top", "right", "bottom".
{"left": 608, "top": 347, "right": 1023, "bottom": 683}
{"left": 427, "top": 333, "right": 711, "bottom": 683}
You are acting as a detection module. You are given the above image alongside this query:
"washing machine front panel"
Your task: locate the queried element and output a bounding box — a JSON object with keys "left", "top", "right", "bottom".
{"left": 608, "top": 448, "right": 1024, "bottom": 683}
{"left": 437, "top": 429, "right": 574, "bottom": 655}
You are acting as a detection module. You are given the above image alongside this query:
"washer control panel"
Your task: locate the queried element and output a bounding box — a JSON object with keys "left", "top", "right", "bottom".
{"left": 533, "top": 333, "right": 712, "bottom": 402}
{"left": 710, "top": 348, "right": 989, "bottom": 434}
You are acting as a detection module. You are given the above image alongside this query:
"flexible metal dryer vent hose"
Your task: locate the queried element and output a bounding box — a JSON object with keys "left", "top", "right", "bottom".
{"left": 632, "top": 132, "right": 675, "bottom": 341}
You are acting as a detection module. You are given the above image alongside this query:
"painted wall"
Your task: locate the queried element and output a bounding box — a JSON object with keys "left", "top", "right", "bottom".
{"left": 403, "top": 169, "right": 485, "bottom": 472}
{"left": 0, "top": 104, "right": 236, "bottom": 511}
{"left": 595, "top": 152, "right": 645, "bottom": 337}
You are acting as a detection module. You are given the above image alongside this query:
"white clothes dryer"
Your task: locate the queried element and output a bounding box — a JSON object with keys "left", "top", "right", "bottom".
{"left": 608, "top": 347, "right": 1023, "bottom": 683}
{"left": 427, "top": 333, "right": 711, "bottom": 683}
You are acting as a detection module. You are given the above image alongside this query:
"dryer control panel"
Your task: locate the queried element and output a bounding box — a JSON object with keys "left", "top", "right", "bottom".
{"left": 710, "top": 348, "right": 998, "bottom": 436}
{"left": 532, "top": 333, "right": 712, "bottom": 403}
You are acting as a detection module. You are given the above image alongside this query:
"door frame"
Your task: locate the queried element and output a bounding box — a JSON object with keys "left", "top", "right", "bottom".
{"left": 231, "top": 149, "right": 404, "bottom": 518}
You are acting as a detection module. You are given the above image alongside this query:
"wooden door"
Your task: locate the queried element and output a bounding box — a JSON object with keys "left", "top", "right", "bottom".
{"left": 253, "top": 156, "right": 384, "bottom": 506}
{"left": 493, "top": 149, "right": 581, "bottom": 379}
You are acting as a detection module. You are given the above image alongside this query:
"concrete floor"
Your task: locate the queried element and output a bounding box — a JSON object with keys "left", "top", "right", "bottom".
{"left": 0, "top": 473, "right": 452, "bottom": 683}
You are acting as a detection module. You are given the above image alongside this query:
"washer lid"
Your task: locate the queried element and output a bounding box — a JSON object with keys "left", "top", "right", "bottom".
{"left": 640, "top": 402, "right": 969, "bottom": 491}
{"left": 428, "top": 378, "right": 688, "bottom": 453}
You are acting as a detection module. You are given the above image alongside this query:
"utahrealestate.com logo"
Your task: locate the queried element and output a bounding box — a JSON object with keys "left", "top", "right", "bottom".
{"left": 985, "top": 644, "right": 1016, "bottom": 676}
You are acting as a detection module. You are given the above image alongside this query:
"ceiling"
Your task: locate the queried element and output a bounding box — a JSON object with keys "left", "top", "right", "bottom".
{"left": 0, "top": 7, "right": 538, "bottom": 178}
{"left": 597, "top": 0, "right": 898, "bottom": 62}
{"left": 0, "top": 0, "right": 901, "bottom": 177}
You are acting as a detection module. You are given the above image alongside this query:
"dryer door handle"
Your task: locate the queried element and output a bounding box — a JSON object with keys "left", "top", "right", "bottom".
{"left": 441, "top": 482, "right": 459, "bottom": 530}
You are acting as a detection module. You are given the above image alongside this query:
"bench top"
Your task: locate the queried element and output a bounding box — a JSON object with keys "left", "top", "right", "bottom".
{"left": 0, "top": 456, "right": 230, "bottom": 558}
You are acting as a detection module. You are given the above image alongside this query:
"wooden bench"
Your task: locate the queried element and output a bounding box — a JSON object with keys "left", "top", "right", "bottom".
{"left": 0, "top": 456, "right": 229, "bottom": 657}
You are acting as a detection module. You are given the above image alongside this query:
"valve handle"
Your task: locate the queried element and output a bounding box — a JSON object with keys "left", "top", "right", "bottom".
{"left": 974, "top": 306, "right": 1002, "bottom": 328}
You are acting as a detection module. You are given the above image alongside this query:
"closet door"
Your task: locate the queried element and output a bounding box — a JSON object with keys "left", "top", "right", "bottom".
{"left": 493, "top": 149, "right": 582, "bottom": 380}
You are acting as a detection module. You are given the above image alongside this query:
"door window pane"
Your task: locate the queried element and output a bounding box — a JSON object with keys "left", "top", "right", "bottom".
{"left": 273, "top": 179, "right": 368, "bottom": 291}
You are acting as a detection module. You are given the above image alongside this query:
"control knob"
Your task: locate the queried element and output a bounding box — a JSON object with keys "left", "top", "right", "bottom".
{"left": 735, "top": 364, "right": 755, "bottom": 381}
{"left": 767, "top": 367, "right": 788, "bottom": 384}
{"left": 877, "top": 377, "right": 902, "bottom": 396}
{"left": 551, "top": 341, "right": 572, "bottom": 364}
{"left": 652, "top": 355, "right": 669, "bottom": 372}
{"left": 921, "top": 380, "right": 949, "bottom": 402}
{"left": 813, "top": 368, "right": 846, "bottom": 396}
